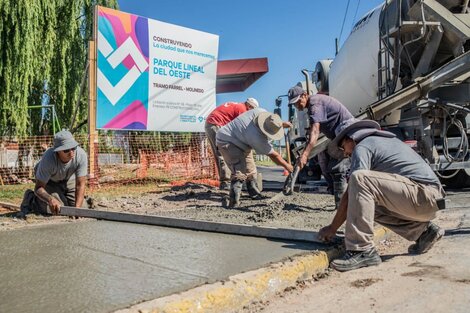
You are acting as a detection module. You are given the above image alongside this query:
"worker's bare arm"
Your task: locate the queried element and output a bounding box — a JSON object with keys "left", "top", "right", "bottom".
{"left": 34, "top": 180, "right": 61, "bottom": 214}
{"left": 298, "top": 122, "right": 320, "bottom": 169}
{"left": 268, "top": 151, "right": 294, "bottom": 173}
{"left": 318, "top": 187, "right": 349, "bottom": 242}
{"left": 75, "top": 176, "right": 86, "bottom": 208}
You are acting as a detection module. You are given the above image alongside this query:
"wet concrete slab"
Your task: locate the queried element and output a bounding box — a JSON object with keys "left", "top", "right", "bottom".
{"left": 0, "top": 220, "right": 320, "bottom": 313}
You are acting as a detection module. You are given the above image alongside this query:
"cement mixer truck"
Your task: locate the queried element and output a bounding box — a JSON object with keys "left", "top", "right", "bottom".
{"left": 288, "top": 0, "right": 470, "bottom": 188}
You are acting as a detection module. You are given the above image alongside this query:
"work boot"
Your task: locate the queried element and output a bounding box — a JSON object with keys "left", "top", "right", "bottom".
{"left": 19, "top": 189, "right": 35, "bottom": 216}
{"left": 332, "top": 173, "right": 347, "bottom": 209}
{"left": 408, "top": 222, "right": 444, "bottom": 254}
{"left": 331, "top": 247, "right": 382, "bottom": 272}
{"left": 246, "top": 180, "right": 262, "bottom": 200}
{"left": 229, "top": 180, "right": 243, "bottom": 208}
{"left": 219, "top": 181, "right": 230, "bottom": 191}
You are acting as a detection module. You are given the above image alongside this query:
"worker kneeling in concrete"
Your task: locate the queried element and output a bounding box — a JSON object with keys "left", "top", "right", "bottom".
{"left": 216, "top": 109, "right": 293, "bottom": 208}
{"left": 318, "top": 119, "right": 445, "bottom": 272}
{"left": 20, "top": 130, "right": 88, "bottom": 216}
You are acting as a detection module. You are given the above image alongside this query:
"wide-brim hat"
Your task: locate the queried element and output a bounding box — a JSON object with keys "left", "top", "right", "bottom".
{"left": 53, "top": 130, "right": 79, "bottom": 152}
{"left": 328, "top": 118, "right": 380, "bottom": 159}
{"left": 255, "top": 112, "right": 285, "bottom": 141}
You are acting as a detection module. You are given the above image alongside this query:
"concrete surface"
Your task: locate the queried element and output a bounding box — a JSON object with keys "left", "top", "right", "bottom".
{"left": 116, "top": 227, "right": 390, "bottom": 313}
{"left": 0, "top": 220, "right": 320, "bottom": 313}
{"left": 3, "top": 167, "right": 466, "bottom": 313}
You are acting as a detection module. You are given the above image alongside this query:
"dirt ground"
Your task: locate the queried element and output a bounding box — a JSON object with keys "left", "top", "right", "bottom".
{"left": 240, "top": 206, "right": 470, "bottom": 313}
{"left": 0, "top": 183, "right": 337, "bottom": 231}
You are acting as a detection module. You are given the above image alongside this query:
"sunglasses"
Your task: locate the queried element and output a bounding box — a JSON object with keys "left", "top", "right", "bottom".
{"left": 62, "top": 147, "right": 77, "bottom": 153}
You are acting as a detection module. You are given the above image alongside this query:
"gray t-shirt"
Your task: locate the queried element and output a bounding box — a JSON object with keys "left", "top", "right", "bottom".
{"left": 35, "top": 146, "right": 88, "bottom": 183}
{"left": 216, "top": 108, "right": 274, "bottom": 155}
{"left": 350, "top": 136, "right": 441, "bottom": 187}
{"left": 307, "top": 94, "right": 353, "bottom": 139}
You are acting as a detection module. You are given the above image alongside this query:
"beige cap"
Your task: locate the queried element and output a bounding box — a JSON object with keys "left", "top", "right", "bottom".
{"left": 255, "top": 112, "right": 284, "bottom": 140}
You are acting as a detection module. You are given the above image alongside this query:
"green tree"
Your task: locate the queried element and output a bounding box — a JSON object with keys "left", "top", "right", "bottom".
{"left": 0, "top": 0, "right": 118, "bottom": 136}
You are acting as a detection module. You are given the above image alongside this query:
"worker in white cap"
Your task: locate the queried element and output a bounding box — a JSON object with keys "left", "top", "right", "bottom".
{"left": 205, "top": 98, "right": 260, "bottom": 190}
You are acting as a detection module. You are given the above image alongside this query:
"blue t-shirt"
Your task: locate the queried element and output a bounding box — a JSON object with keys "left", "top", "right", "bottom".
{"left": 35, "top": 146, "right": 88, "bottom": 183}
{"left": 307, "top": 94, "right": 353, "bottom": 139}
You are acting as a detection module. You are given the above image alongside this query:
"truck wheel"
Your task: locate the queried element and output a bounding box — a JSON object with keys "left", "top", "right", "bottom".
{"left": 439, "top": 169, "right": 470, "bottom": 188}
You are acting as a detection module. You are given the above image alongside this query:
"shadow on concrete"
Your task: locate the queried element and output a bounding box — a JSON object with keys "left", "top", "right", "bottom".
{"left": 381, "top": 253, "right": 409, "bottom": 262}
{"left": 267, "top": 238, "right": 335, "bottom": 251}
{"left": 445, "top": 228, "right": 470, "bottom": 236}
{"left": 161, "top": 190, "right": 225, "bottom": 204}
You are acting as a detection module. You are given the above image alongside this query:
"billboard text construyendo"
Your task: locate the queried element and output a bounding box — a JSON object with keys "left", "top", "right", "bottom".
{"left": 96, "top": 6, "right": 219, "bottom": 132}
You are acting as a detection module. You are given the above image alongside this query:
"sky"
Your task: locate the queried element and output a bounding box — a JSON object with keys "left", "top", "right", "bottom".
{"left": 117, "top": 0, "right": 384, "bottom": 118}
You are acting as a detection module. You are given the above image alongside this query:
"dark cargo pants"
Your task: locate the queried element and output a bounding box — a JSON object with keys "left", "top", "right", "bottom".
{"left": 22, "top": 179, "right": 76, "bottom": 215}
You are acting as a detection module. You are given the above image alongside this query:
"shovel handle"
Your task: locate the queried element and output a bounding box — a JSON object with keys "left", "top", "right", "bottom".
{"left": 290, "top": 166, "right": 300, "bottom": 190}
{"left": 283, "top": 165, "right": 300, "bottom": 195}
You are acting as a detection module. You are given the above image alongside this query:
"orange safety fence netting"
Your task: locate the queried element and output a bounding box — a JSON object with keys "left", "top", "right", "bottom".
{"left": 0, "top": 132, "right": 218, "bottom": 190}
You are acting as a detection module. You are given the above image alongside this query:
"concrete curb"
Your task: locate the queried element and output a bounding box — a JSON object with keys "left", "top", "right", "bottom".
{"left": 116, "top": 227, "right": 391, "bottom": 313}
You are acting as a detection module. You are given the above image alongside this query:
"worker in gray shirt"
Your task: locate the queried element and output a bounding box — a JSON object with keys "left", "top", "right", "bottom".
{"left": 216, "top": 109, "right": 293, "bottom": 208}
{"left": 318, "top": 119, "right": 445, "bottom": 272}
{"left": 20, "top": 130, "right": 88, "bottom": 215}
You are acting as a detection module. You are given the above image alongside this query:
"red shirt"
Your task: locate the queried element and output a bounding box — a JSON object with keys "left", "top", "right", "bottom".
{"left": 206, "top": 102, "right": 247, "bottom": 126}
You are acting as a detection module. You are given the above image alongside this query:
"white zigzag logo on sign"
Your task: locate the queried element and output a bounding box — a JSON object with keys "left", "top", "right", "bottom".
{"left": 97, "top": 31, "right": 149, "bottom": 106}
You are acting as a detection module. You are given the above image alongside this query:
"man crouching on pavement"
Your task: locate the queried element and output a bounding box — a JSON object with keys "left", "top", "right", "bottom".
{"left": 216, "top": 109, "right": 293, "bottom": 208}
{"left": 20, "top": 130, "right": 88, "bottom": 215}
{"left": 318, "top": 119, "right": 445, "bottom": 272}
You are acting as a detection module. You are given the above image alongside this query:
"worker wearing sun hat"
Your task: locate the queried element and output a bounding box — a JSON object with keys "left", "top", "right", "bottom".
{"left": 319, "top": 118, "right": 445, "bottom": 272}
{"left": 205, "top": 98, "right": 260, "bottom": 190}
{"left": 20, "top": 130, "right": 88, "bottom": 216}
{"left": 216, "top": 109, "right": 293, "bottom": 208}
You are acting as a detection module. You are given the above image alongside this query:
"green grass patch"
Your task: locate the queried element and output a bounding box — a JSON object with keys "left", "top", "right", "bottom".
{"left": 0, "top": 184, "right": 34, "bottom": 204}
{"left": 89, "top": 180, "right": 171, "bottom": 198}
{"left": 255, "top": 159, "right": 277, "bottom": 167}
{"left": 0, "top": 180, "right": 172, "bottom": 205}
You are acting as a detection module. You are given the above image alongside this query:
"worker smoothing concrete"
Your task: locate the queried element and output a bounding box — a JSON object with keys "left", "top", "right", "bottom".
{"left": 319, "top": 119, "right": 445, "bottom": 272}
{"left": 20, "top": 130, "right": 88, "bottom": 215}
{"left": 216, "top": 109, "right": 293, "bottom": 207}
{"left": 205, "top": 98, "right": 259, "bottom": 190}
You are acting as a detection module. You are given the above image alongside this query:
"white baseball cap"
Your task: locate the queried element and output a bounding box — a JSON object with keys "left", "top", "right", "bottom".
{"left": 246, "top": 97, "right": 259, "bottom": 108}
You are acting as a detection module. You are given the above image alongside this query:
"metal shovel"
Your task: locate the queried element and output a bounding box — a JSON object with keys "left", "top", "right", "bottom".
{"left": 267, "top": 165, "right": 300, "bottom": 203}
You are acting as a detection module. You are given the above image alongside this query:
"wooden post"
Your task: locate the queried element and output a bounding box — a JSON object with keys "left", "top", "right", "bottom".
{"left": 88, "top": 40, "right": 98, "bottom": 188}
{"left": 285, "top": 133, "right": 292, "bottom": 165}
